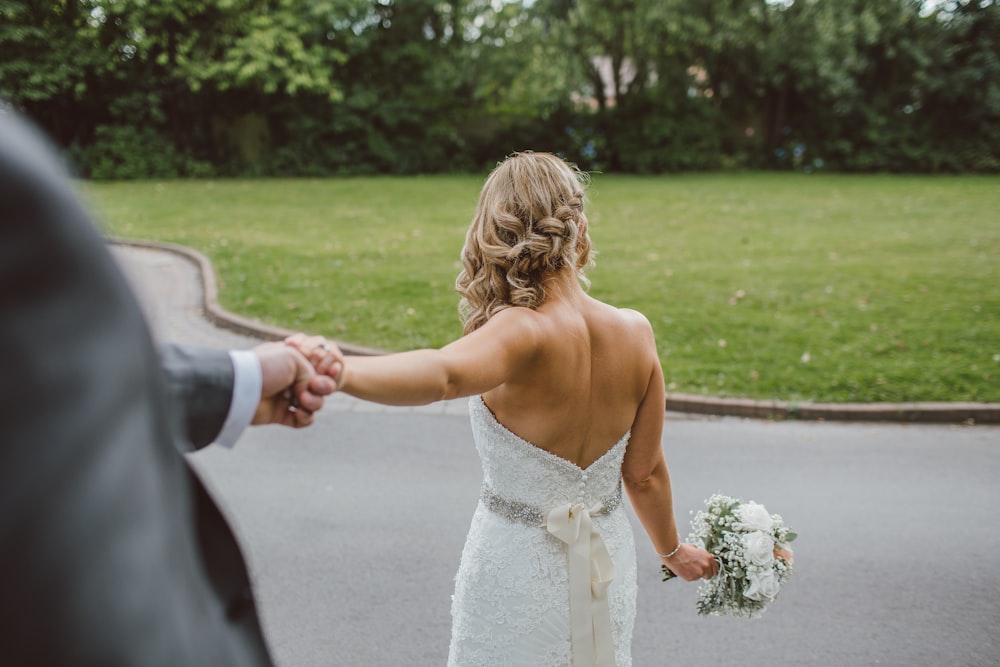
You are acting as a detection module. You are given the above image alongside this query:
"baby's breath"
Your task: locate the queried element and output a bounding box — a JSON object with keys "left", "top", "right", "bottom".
{"left": 663, "top": 493, "right": 797, "bottom": 618}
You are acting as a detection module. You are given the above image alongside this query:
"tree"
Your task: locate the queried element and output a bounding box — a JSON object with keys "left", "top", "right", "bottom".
{"left": 919, "top": 0, "right": 1000, "bottom": 171}
{"left": 2, "top": 0, "right": 996, "bottom": 175}
{"left": 0, "top": 1, "right": 109, "bottom": 145}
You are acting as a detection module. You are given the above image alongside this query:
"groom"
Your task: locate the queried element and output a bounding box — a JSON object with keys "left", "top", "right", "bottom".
{"left": 0, "top": 109, "right": 341, "bottom": 665}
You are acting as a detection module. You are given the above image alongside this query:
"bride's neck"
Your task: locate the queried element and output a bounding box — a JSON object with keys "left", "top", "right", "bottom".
{"left": 542, "top": 269, "right": 586, "bottom": 304}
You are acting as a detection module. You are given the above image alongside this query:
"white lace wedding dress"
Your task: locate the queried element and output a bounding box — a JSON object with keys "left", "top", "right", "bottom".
{"left": 448, "top": 396, "right": 637, "bottom": 667}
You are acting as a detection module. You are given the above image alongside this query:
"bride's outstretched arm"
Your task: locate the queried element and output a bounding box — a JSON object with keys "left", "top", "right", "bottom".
{"left": 287, "top": 307, "right": 541, "bottom": 406}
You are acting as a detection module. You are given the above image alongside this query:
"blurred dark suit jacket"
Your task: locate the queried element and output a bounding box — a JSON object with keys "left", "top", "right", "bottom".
{"left": 0, "top": 111, "right": 273, "bottom": 666}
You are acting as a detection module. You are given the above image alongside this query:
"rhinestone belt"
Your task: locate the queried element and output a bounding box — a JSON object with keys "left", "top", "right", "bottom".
{"left": 480, "top": 481, "right": 623, "bottom": 527}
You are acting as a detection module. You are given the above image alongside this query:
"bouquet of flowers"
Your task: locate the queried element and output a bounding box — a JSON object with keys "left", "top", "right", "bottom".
{"left": 662, "top": 494, "right": 796, "bottom": 618}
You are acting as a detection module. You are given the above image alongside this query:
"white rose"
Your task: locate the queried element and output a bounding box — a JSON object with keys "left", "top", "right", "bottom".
{"left": 743, "top": 531, "right": 775, "bottom": 567}
{"left": 744, "top": 570, "right": 780, "bottom": 602}
{"left": 759, "top": 570, "right": 781, "bottom": 599}
{"left": 736, "top": 502, "right": 774, "bottom": 533}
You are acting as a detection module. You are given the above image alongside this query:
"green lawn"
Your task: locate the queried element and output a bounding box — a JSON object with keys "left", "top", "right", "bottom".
{"left": 83, "top": 173, "right": 1000, "bottom": 403}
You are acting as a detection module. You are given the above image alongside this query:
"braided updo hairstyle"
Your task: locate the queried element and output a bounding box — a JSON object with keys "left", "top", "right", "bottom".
{"left": 456, "top": 151, "right": 594, "bottom": 334}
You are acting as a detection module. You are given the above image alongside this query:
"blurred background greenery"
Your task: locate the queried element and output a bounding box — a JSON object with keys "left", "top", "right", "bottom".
{"left": 3, "top": 0, "right": 998, "bottom": 178}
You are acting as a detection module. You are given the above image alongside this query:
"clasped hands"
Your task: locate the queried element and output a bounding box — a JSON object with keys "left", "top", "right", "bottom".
{"left": 251, "top": 334, "right": 345, "bottom": 428}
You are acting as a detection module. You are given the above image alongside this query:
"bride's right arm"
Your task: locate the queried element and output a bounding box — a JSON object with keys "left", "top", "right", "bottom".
{"left": 302, "top": 307, "right": 542, "bottom": 406}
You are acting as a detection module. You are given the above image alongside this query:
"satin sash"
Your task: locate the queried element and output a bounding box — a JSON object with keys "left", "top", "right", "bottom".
{"left": 546, "top": 501, "right": 617, "bottom": 666}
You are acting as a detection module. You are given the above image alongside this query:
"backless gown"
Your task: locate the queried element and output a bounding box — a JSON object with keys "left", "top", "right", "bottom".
{"left": 447, "top": 396, "right": 636, "bottom": 666}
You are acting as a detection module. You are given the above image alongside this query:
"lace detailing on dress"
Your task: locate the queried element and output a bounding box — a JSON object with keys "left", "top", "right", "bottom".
{"left": 469, "top": 395, "right": 629, "bottom": 509}
{"left": 447, "top": 396, "right": 637, "bottom": 667}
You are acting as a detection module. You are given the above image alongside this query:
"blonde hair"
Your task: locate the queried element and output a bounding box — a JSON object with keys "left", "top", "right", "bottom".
{"left": 456, "top": 151, "right": 594, "bottom": 334}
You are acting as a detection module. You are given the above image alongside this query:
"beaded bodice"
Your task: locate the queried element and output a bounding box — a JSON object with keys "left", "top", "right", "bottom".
{"left": 469, "top": 395, "right": 630, "bottom": 512}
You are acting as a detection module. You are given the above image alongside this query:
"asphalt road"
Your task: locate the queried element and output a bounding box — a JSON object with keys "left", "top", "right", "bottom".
{"left": 116, "top": 245, "right": 1000, "bottom": 667}
{"left": 197, "top": 413, "right": 999, "bottom": 667}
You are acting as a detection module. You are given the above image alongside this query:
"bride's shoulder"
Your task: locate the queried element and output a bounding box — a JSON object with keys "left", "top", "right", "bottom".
{"left": 585, "top": 299, "right": 655, "bottom": 340}
{"left": 616, "top": 306, "right": 652, "bottom": 327}
{"left": 600, "top": 302, "right": 653, "bottom": 332}
{"left": 480, "top": 305, "right": 547, "bottom": 338}
{"left": 489, "top": 305, "right": 544, "bottom": 325}
{"left": 618, "top": 307, "right": 656, "bottom": 341}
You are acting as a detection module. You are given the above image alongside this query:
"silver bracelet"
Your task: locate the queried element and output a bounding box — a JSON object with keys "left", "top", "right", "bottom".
{"left": 657, "top": 543, "right": 682, "bottom": 559}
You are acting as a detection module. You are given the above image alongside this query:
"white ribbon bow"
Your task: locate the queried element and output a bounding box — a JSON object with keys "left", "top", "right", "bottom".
{"left": 546, "top": 501, "right": 617, "bottom": 666}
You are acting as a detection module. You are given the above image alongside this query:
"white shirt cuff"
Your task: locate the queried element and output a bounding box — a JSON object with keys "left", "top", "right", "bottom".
{"left": 213, "top": 350, "right": 262, "bottom": 448}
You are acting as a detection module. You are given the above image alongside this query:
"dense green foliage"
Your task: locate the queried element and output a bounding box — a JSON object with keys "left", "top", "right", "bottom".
{"left": 86, "top": 174, "right": 1000, "bottom": 403}
{"left": 3, "top": 0, "right": 998, "bottom": 177}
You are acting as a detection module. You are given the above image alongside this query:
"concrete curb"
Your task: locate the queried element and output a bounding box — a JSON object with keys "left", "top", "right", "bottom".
{"left": 108, "top": 237, "right": 383, "bottom": 357}
{"left": 664, "top": 394, "right": 999, "bottom": 424}
{"left": 109, "top": 237, "right": 1000, "bottom": 425}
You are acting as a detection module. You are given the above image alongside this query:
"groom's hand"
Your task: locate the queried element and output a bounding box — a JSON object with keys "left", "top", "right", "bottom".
{"left": 252, "top": 342, "right": 337, "bottom": 427}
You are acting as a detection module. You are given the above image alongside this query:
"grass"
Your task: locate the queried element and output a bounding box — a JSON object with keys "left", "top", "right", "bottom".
{"left": 83, "top": 173, "right": 1000, "bottom": 404}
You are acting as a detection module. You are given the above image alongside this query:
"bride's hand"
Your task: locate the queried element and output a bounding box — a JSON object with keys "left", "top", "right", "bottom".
{"left": 661, "top": 544, "right": 718, "bottom": 582}
{"left": 285, "top": 333, "right": 345, "bottom": 384}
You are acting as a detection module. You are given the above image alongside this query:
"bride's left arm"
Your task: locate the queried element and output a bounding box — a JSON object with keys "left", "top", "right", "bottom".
{"left": 292, "top": 308, "right": 541, "bottom": 406}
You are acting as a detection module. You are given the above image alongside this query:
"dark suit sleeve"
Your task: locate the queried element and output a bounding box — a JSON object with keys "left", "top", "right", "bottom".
{"left": 158, "top": 343, "right": 237, "bottom": 451}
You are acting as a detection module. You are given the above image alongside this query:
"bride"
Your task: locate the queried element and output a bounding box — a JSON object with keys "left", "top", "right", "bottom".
{"left": 289, "top": 152, "right": 716, "bottom": 666}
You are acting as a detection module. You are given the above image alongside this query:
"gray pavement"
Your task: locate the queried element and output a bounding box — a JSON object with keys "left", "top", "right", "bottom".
{"left": 113, "top": 245, "right": 1000, "bottom": 667}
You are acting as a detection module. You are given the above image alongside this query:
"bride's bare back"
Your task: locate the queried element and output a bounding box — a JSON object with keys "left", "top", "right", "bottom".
{"left": 482, "top": 288, "right": 656, "bottom": 471}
